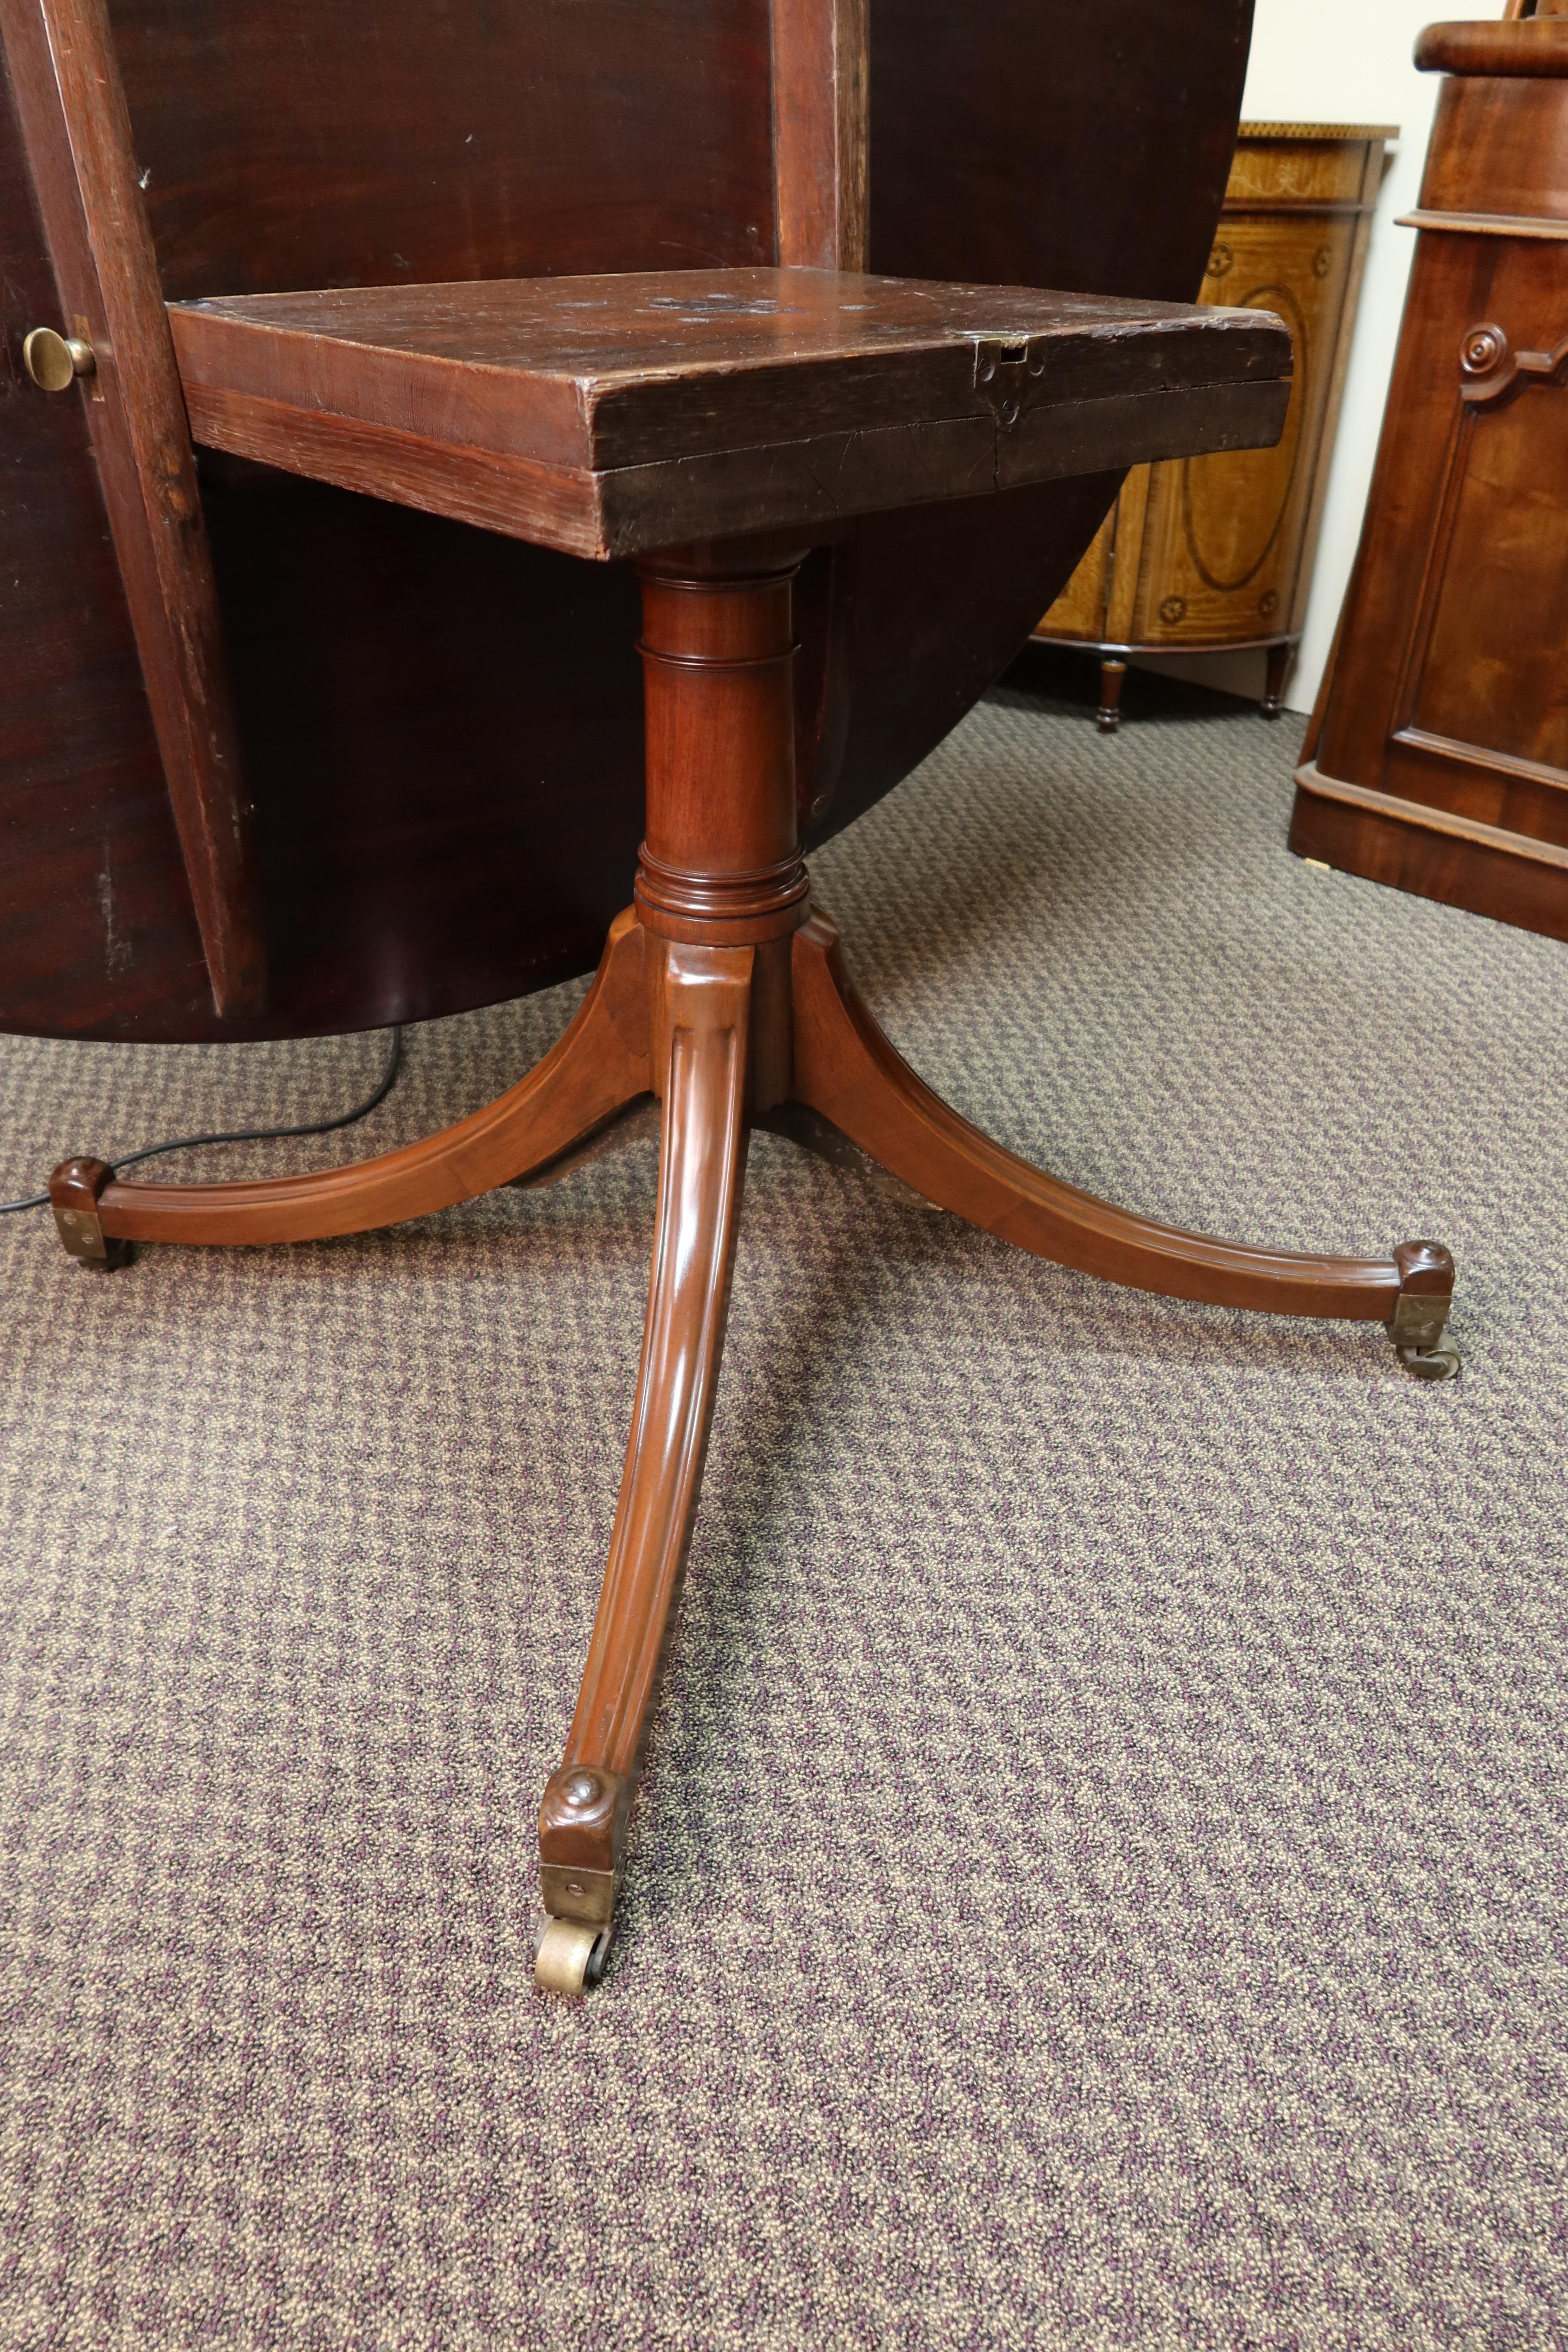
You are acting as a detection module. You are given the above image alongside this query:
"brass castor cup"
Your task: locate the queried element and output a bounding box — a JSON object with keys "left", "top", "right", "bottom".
{"left": 1387, "top": 1243, "right": 1459, "bottom": 1381}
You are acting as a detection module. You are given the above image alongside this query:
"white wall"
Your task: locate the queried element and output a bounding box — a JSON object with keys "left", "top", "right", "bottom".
{"left": 1142, "top": 0, "right": 1443, "bottom": 714}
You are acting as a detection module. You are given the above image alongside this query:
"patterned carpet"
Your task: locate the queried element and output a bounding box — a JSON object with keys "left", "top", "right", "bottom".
{"left": 2, "top": 662, "right": 1565, "bottom": 2349}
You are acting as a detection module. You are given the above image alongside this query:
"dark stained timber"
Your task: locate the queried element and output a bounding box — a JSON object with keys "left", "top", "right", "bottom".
{"left": 4, "top": 0, "right": 1467, "bottom": 1997}
{"left": 3, "top": 0, "right": 1253, "bottom": 1041}
{"left": 1292, "top": 10, "right": 1568, "bottom": 939}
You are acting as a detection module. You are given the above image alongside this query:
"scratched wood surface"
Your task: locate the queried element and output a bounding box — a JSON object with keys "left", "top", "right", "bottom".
{"left": 170, "top": 269, "right": 1289, "bottom": 560}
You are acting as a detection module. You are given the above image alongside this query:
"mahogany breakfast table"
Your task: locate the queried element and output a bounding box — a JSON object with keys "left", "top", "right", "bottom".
{"left": 0, "top": 0, "right": 1460, "bottom": 1996}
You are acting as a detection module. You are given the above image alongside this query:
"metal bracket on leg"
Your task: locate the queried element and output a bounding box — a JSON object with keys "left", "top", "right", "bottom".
{"left": 48, "top": 1158, "right": 134, "bottom": 1269}
{"left": 1387, "top": 1238, "right": 1459, "bottom": 1381}
{"left": 537, "top": 1764, "right": 628, "bottom": 1996}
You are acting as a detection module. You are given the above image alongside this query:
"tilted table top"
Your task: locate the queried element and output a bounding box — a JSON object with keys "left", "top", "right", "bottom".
{"left": 170, "top": 267, "right": 1292, "bottom": 560}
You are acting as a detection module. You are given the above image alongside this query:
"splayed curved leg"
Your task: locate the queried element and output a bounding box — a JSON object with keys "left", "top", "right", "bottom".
{"left": 50, "top": 910, "right": 652, "bottom": 1253}
{"left": 536, "top": 939, "right": 752, "bottom": 1992}
{"left": 788, "top": 909, "right": 1455, "bottom": 1357}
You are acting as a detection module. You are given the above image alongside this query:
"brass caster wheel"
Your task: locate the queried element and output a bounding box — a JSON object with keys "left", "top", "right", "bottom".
{"left": 1395, "top": 1338, "right": 1461, "bottom": 1382}
{"left": 535, "top": 1916, "right": 612, "bottom": 1997}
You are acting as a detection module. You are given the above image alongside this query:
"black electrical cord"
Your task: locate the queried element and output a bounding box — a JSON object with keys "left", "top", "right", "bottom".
{"left": 0, "top": 1026, "right": 404, "bottom": 1216}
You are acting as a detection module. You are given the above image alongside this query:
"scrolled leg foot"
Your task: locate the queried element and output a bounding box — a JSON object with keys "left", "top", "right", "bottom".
{"left": 49, "top": 1158, "right": 135, "bottom": 1268}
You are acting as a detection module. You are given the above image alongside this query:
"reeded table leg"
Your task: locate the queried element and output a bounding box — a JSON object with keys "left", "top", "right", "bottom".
{"left": 49, "top": 910, "right": 652, "bottom": 1253}
{"left": 536, "top": 940, "right": 752, "bottom": 1994}
{"left": 535, "top": 536, "right": 807, "bottom": 1992}
{"left": 788, "top": 908, "right": 1457, "bottom": 1349}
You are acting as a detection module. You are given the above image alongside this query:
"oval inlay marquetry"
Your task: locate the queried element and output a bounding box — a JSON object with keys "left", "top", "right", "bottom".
{"left": 1179, "top": 280, "right": 1308, "bottom": 595}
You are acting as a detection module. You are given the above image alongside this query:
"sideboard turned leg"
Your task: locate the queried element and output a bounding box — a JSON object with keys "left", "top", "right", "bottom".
{"left": 1260, "top": 641, "right": 1293, "bottom": 720}
{"left": 1097, "top": 657, "right": 1127, "bottom": 734}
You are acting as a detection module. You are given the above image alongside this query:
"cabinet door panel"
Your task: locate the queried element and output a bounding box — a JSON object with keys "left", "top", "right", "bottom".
{"left": 1409, "top": 381, "right": 1568, "bottom": 775}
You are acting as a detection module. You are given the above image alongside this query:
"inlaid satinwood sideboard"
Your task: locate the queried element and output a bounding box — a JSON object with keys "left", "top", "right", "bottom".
{"left": 1035, "top": 121, "right": 1396, "bottom": 730}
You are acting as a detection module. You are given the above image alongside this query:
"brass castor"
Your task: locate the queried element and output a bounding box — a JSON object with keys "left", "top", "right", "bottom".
{"left": 535, "top": 1917, "right": 612, "bottom": 1997}
{"left": 1387, "top": 1244, "right": 1458, "bottom": 1381}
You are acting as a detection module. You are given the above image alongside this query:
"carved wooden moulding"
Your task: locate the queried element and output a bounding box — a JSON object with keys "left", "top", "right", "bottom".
{"left": 1292, "top": 6, "right": 1568, "bottom": 939}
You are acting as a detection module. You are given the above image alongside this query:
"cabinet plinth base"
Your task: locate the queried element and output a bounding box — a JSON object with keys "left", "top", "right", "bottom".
{"left": 1289, "top": 761, "right": 1568, "bottom": 946}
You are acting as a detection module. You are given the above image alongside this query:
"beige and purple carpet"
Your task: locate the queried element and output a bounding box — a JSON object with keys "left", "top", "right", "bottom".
{"left": 3, "top": 663, "right": 1565, "bottom": 2348}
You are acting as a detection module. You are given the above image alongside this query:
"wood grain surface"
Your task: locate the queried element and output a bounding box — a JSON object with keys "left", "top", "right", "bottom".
{"left": 110, "top": 0, "right": 778, "bottom": 300}
{"left": 1039, "top": 124, "right": 1390, "bottom": 697}
{"left": 3, "top": 0, "right": 1259, "bottom": 1041}
{"left": 168, "top": 269, "right": 1290, "bottom": 560}
{"left": 1415, "top": 19, "right": 1568, "bottom": 76}
{"left": 773, "top": 0, "right": 868, "bottom": 269}
{"left": 0, "top": 41, "right": 220, "bottom": 1039}
{"left": 0, "top": 0, "right": 264, "bottom": 1016}
{"left": 1295, "top": 18, "right": 1568, "bottom": 938}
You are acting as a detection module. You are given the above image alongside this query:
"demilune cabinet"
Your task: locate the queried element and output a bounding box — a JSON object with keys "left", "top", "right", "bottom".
{"left": 1035, "top": 121, "right": 1393, "bottom": 729}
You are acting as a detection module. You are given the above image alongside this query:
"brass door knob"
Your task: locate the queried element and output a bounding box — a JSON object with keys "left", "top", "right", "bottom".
{"left": 22, "top": 326, "right": 96, "bottom": 392}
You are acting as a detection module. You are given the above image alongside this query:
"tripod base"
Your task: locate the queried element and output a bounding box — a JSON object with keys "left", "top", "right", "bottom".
{"left": 47, "top": 539, "right": 1458, "bottom": 1996}
{"left": 50, "top": 892, "right": 1459, "bottom": 1991}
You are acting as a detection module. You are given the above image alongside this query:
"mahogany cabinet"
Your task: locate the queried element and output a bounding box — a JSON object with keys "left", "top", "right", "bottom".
{"left": 1292, "top": 7, "right": 1568, "bottom": 937}
{"left": 1035, "top": 121, "right": 1393, "bottom": 729}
